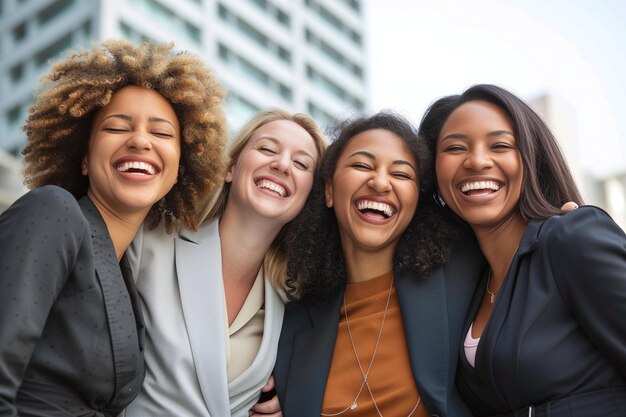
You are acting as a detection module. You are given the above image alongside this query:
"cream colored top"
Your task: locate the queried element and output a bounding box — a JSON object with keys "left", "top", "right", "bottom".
{"left": 225, "top": 267, "right": 265, "bottom": 382}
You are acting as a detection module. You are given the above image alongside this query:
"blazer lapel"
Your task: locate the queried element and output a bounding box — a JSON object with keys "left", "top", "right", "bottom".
{"left": 284, "top": 289, "right": 344, "bottom": 417}
{"left": 176, "top": 221, "right": 230, "bottom": 416}
{"left": 396, "top": 267, "right": 450, "bottom": 414}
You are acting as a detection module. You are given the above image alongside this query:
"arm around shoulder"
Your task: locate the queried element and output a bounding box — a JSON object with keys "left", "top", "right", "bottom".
{"left": 545, "top": 206, "right": 626, "bottom": 373}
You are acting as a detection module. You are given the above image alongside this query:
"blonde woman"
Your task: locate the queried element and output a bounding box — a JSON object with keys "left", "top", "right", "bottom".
{"left": 123, "top": 109, "right": 326, "bottom": 417}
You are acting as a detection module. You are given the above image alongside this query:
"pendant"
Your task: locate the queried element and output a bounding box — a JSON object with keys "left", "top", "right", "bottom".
{"left": 490, "top": 293, "right": 495, "bottom": 304}
{"left": 350, "top": 402, "right": 358, "bottom": 410}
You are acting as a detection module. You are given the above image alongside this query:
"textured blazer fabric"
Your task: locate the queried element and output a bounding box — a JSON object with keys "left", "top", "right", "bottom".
{"left": 457, "top": 207, "right": 626, "bottom": 417}
{"left": 0, "top": 186, "right": 145, "bottom": 417}
{"left": 274, "top": 237, "right": 486, "bottom": 417}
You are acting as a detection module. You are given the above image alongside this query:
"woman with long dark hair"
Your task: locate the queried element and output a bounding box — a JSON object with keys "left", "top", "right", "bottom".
{"left": 420, "top": 84, "right": 626, "bottom": 416}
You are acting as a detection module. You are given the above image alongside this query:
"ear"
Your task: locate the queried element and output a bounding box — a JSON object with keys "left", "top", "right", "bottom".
{"left": 81, "top": 155, "right": 88, "bottom": 176}
{"left": 224, "top": 163, "right": 235, "bottom": 183}
{"left": 325, "top": 181, "right": 333, "bottom": 208}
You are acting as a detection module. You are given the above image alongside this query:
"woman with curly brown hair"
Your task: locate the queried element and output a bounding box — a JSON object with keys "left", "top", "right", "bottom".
{"left": 122, "top": 109, "right": 326, "bottom": 417}
{"left": 0, "top": 39, "right": 227, "bottom": 417}
{"left": 274, "top": 111, "right": 485, "bottom": 417}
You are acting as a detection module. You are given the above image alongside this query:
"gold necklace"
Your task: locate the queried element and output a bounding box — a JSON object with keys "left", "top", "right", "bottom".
{"left": 486, "top": 270, "right": 503, "bottom": 304}
{"left": 322, "top": 276, "right": 421, "bottom": 417}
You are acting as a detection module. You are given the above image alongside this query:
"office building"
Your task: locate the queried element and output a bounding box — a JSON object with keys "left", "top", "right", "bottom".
{"left": 0, "top": 0, "right": 368, "bottom": 210}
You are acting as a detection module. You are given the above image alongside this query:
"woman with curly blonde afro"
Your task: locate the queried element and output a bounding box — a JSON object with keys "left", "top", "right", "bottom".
{"left": 0, "top": 39, "right": 227, "bottom": 416}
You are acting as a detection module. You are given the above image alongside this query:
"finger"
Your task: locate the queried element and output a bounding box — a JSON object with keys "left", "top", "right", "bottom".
{"left": 261, "top": 375, "right": 275, "bottom": 392}
{"left": 251, "top": 395, "right": 280, "bottom": 414}
{"left": 560, "top": 201, "right": 579, "bottom": 212}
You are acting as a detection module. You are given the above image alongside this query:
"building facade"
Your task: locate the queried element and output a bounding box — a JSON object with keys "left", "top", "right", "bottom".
{"left": 0, "top": 0, "right": 368, "bottom": 210}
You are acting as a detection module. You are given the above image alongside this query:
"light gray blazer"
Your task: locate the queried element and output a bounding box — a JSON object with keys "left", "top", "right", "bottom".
{"left": 121, "top": 220, "right": 285, "bottom": 417}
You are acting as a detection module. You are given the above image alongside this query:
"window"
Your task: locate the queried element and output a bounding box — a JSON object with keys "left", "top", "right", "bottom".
{"left": 306, "top": 65, "right": 363, "bottom": 110}
{"left": 130, "top": 0, "right": 201, "bottom": 44}
{"left": 219, "top": 43, "right": 293, "bottom": 102}
{"left": 305, "top": 0, "right": 361, "bottom": 46}
{"left": 13, "top": 23, "right": 27, "bottom": 42}
{"left": 119, "top": 21, "right": 154, "bottom": 44}
{"left": 307, "top": 101, "right": 338, "bottom": 128}
{"left": 245, "top": 0, "right": 290, "bottom": 28}
{"left": 37, "top": 0, "right": 74, "bottom": 26}
{"left": 218, "top": 3, "right": 291, "bottom": 63}
{"left": 305, "top": 28, "right": 363, "bottom": 78}
{"left": 339, "top": 0, "right": 360, "bottom": 13}
{"left": 7, "top": 104, "right": 25, "bottom": 128}
{"left": 10, "top": 64, "right": 24, "bottom": 83}
{"left": 35, "top": 34, "right": 73, "bottom": 67}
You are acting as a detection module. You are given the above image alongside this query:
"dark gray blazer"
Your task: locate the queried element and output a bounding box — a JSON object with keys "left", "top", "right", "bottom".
{"left": 0, "top": 186, "right": 145, "bottom": 417}
{"left": 274, "top": 239, "right": 485, "bottom": 417}
{"left": 457, "top": 207, "right": 626, "bottom": 417}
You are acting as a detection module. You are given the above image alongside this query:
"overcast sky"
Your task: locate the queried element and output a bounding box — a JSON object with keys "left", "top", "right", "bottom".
{"left": 366, "top": 0, "right": 626, "bottom": 178}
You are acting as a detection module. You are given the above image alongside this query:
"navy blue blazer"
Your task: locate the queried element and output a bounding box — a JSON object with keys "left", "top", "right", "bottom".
{"left": 274, "top": 238, "right": 485, "bottom": 417}
{"left": 457, "top": 207, "right": 626, "bottom": 416}
{"left": 0, "top": 186, "right": 145, "bottom": 417}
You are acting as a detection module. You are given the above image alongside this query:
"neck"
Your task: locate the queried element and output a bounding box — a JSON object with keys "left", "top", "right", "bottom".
{"left": 342, "top": 242, "right": 395, "bottom": 283}
{"left": 219, "top": 200, "right": 284, "bottom": 285}
{"left": 472, "top": 213, "right": 527, "bottom": 282}
{"left": 87, "top": 191, "right": 147, "bottom": 261}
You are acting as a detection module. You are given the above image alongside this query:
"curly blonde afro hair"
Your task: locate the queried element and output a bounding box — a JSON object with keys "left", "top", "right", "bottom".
{"left": 22, "top": 39, "right": 228, "bottom": 232}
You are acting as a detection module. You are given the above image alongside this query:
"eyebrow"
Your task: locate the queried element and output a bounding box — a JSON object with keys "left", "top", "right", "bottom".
{"left": 348, "top": 150, "right": 417, "bottom": 173}
{"left": 440, "top": 129, "right": 514, "bottom": 141}
{"left": 101, "top": 114, "right": 177, "bottom": 129}
{"left": 256, "top": 136, "right": 316, "bottom": 160}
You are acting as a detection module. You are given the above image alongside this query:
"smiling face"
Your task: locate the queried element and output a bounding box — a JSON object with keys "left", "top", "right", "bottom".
{"left": 83, "top": 85, "right": 181, "bottom": 217}
{"left": 436, "top": 100, "right": 524, "bottom": 232}
{"left": 224, "top": 119, "right": 319, "bottom": 224}
{"left": 326, "top": 128, "right": 419, "bottom": 256}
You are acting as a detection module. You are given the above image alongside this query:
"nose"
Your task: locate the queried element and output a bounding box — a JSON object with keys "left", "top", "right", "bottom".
{"left": 369, "top": 170, "right": 391, "bottom": 192}
{"left": 464, "top": 146, "right": 493, "bottom": 170}
{"left": 126, "top": 129, "right": 152, "bottom": 151}
{"left": 270, "top": 153, "right": 291, "bottom": 175}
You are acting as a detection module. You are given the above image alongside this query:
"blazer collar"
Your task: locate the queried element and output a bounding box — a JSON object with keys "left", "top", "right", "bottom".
{"left": 77, "top": 195, "right": 146, "bottom": 401}
{"left": 395, "top": 267, "right": 451, "bottom": 414}
{"left": 283, "top": 288, "right": 344, "bottom": 417}
{"left": 175, "top": 220, "right": 231, "bottom": 416}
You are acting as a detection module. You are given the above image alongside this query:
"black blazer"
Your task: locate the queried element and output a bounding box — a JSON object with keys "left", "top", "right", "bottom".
{"left": 0, "top": 186, "right": 145, "bottom": 417}
{"left": 457, "top": 207, "right": 626, "bottom": 416}
{"left": 274, "top": 239, "right": 485, "bottom": 417}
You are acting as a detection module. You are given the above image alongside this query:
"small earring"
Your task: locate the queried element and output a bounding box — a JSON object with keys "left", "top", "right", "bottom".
{"left": 433, "top": 192, "right": 446, "bottom": 208}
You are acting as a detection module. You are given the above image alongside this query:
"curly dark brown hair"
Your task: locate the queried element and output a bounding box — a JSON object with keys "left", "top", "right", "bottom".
{"left": 22, "top": 39, "right": 228, "bottom": 232}
{"left": 284, "top": 111, "right": 465, "bottom": 303}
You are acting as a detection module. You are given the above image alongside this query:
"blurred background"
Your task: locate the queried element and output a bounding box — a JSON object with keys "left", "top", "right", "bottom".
{"left": 1, "top": 0, "right": 624, "bottom": 228}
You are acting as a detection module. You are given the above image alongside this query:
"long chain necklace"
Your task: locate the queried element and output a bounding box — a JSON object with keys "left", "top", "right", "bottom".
{"left": 322, "top": 275, "right": 421, "bottom": 417}
{"left": 486, "top": 270, "right": 503, "bottom": 304}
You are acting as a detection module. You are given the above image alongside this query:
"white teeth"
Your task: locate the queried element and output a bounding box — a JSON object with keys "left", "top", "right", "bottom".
{"left": 461, "top": 180, "right": 501, "bottom": 193}
{"left": 117, "top": 161, "right": 157, "bottom": 175}
{"left": 356, "top": 200, "right": 395, "bottom": 217}
{"left": 257, "top": 179, "right": 287, "bottom": 197}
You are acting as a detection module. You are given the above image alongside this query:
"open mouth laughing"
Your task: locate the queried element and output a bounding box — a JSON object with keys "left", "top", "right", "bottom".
{"left": 460, "top": 180, "right": 501, "bottom": 196}
{"left": 256, "top": 178, "right": 289, "bottom": 198}
{"left": 116, "top": 160, "right": 159, "bottom": 175}
{"left": 356, "top": 199, "right": 397, "bottom": 219}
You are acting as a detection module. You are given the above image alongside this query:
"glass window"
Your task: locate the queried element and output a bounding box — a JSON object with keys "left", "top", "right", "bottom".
{"left": 37, "top": 0, "right": 74, "bottom": 26}
{"left": 7, "top": 104, "right": 25, "bottom": 128}
{"left": 35, "top": 33, "right": 73, "bottom": 67}
{"left": 10, "top": 64, "right": 24, "bottom": 83}
{"left": 13, "top": 23, "right": 27, "bottom": 42}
